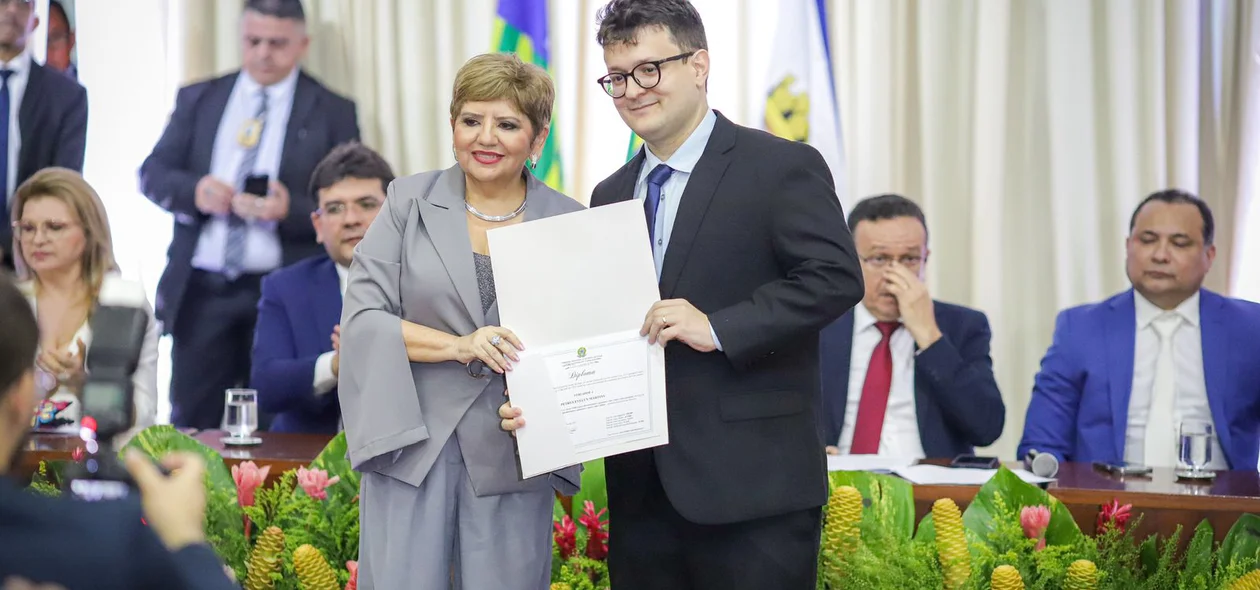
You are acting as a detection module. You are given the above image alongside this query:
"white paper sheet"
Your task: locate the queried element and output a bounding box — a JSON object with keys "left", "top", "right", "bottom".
{"left": 826, "top": 454, "right": 916, "bottom": 473}
{"left": 891, "top": 464, "right": 1055, "bottom": 486}
{"left": 488, "top": 200, "right": 669, "bottom": 478}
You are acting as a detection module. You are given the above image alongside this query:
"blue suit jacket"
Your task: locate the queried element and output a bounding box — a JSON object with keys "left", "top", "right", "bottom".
{"left": 1018, "top": 289, "right": 1260, "bottom": 470}
{"left": 820, "top": 301, "right": 1006, "bottom": 459}
{"left": 0, "top": 477, "right": 236, "bottom": 590}
{"left": 251, "top": 254, "right": 343, "bottom": 433}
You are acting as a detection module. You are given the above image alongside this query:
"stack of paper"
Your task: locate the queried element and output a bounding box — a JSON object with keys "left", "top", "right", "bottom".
{"left": 826, "top": 455, "right": 916, "bottom": 473}
{"left": 891, "top": 464, "right": 1055, "bottom": 486}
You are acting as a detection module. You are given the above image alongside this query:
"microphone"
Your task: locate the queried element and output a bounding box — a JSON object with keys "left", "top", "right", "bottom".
{"left": 1024, "top": 449, "right": 1060, "bottom": 478}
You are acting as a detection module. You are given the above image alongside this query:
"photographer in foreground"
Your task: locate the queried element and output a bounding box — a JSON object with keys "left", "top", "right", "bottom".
{"left": 0, "top": 276, "right": 237, "bottom": 590}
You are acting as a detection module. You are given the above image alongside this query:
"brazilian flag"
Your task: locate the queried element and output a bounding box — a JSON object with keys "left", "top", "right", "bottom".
{"left": 626, "top": 132, "right": 644, "bottom": 162}
{"left": 493, "top": 0, "right": 563, "bottom": 192}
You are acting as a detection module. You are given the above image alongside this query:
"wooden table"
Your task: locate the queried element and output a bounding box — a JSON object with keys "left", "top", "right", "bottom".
{"left": 21, "top": 431, "right": 333, "bottom": 485}
{"left": 912, "top": 462, "right": 1260, "bottom": 543}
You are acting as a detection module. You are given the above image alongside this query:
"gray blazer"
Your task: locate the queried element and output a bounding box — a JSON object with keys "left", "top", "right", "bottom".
{"left": 339, "top": 165, "right": 584, "bottom": 496}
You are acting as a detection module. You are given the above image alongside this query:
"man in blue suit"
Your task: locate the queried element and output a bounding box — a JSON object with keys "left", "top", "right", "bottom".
{"left": 1020, "top": 190, "right": 1260, "bottom": 471}
{"left": 821, "top": 194, "right": 1005, "bottom": 459}
{"left": 250, "top": 141, "right": 393, "bottom": 433}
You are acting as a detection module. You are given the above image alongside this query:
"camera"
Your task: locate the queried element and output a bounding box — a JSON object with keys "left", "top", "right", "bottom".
{"left": 62, "top": 276, "right": 151, "bottom": 501}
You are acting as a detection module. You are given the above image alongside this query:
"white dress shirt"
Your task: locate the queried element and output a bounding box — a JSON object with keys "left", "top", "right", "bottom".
{"left": 312, "top": 264, "right": 349, "bottom": 395}
{"left": 633, "top": 109, "right": 724, "bottom": 349}
{"left": 190, "top": 68, "right": 299, "bottom": 274}
{"left": 1125, "top": 291, "right": 1226, "bottom": 469}
{"left": 1, "top": 51, "right": 31, "bottom": 200}
{"left": 836, "top": 304, "right": 925, "bottom": 458}
{"left": 20, "top": 277, "right": 160, "bottom": 440}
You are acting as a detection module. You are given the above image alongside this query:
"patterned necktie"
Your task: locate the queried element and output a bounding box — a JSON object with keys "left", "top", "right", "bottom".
{"left": 223, "top": 88, "right": 269, "bottom": 279}
{"left": 644, "top": 164, "right": 674, "bottom": 245}
{"left": 850, "top": 321, "right": 902, "bottom": 454}
{"left": 0, "top": 69, "right": 14, "bottom": 228}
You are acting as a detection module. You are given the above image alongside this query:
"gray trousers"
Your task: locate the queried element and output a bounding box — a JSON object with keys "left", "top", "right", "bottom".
{"left": 357, "top": 436, "right": 556, "bottom": 590}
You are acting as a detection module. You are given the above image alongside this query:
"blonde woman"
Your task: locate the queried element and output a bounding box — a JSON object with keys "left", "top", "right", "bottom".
{"left": 10, "top": 167, "right": 158, "bottom": 436}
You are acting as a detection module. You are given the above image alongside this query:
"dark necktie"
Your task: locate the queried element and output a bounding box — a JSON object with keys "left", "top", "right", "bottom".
{"left": 0, "top": 69, "right": 14, "bottom": 228}
{"left": 850, "top": 321, "right": 902, "bottom": 454}
{"left": 644, "top": 164, "right": 674, "bottom": 245}
{"left": 223, "top": 88, "right": 268, "bottom": 279}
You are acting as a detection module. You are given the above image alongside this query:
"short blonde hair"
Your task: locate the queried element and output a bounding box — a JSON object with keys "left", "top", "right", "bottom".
{"left": 11, "top": 168, "right": 118, "bottom": 299}
{"left": 449, "top": 53, "right": 555, "bottom": 139}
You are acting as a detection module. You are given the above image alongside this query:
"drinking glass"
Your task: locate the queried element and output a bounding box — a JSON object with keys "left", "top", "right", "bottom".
{"left": 1176, "top": 420, "right": 1215, "bottom": 480}
{"left": 221, "top": 389, "right": 262, "bottom": 445}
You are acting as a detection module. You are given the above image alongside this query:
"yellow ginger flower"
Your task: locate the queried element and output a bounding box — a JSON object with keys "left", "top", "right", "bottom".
{"left": 933, "top": 498, "right": 971, "bottom": 590}
{"left": 244, "top": 526, "right": 285, "bottom": 590}
{"left": 991, "top": 565, "right": 1024, "bottom": 590}
{"left": 1064, "top": 559, "right": 1098, "bottom": 590}
{"left": 824, "top": 485, "right": 863, "bottom": 556}
{"left": 550, "top": 585, "right": 572, "bottom": 590}
{"left": 1230, "top": 570, "right": 1260, "bottom": 590}
{"left": 293, "top": 544, "right": 339, "bottom": 590}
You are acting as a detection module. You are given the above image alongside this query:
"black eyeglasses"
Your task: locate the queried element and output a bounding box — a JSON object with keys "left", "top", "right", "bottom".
{"left": 597, "top": 52, "right": 696, "bottom": 98}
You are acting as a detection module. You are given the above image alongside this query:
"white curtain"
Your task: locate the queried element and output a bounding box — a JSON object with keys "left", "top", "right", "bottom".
{"left": 76, "top": 0, "right": 1259, "bottom": 454}
{"left": 830, "top": 0, "right": 1259, "bottom": 457}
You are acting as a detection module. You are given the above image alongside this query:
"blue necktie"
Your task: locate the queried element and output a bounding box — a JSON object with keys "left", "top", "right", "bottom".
{"left": 0, "top": 69, "right": 13, "bottom": 229}
{"left": 644, "top": 164, "right": 674, "bottom": 245}
{"left": 223, "top": 89, "right": 268, "bottom": 279}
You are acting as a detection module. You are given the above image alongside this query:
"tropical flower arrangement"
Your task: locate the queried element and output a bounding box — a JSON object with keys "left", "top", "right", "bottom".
{"left": 27, "top": 426, "right": 613, "bottom": 590}
{"left": 818, "top": 466, "right": 1260, "bottom": 589}
{"left": 34, "top": 426, "right": 1260, "bottom": 589}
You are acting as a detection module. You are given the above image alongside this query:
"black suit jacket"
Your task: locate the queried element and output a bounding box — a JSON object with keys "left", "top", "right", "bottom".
{"left": 820, "top": 301, "right": 1006, "bottom": 459}
{"left": 591, "top": 112, "right": 864, "bottom": 525}
{"left": 0, "top": 62, "right": 88, "bottom": 268}
{"left": 138, "top": 69, "right": 359, "bottom": 331}
{"left": 0, "top": 478, "right": 237, "bottom": 590}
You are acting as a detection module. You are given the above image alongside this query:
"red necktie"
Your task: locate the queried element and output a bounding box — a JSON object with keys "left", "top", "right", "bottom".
{"left": 850, "top": 321, "right": 901, "bottom": 454}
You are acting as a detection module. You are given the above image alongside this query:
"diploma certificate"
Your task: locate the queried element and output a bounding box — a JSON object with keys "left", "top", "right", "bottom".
{"left": 487, "top": 200, "right": 669, "bottom": 478}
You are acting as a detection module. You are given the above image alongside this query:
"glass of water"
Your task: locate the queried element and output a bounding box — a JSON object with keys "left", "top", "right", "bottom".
{"left": 221, "top": 389, "right": 262, "bottom": 445}
{"left": 1177, "top": 420, "right": 1215, "bottom": 479}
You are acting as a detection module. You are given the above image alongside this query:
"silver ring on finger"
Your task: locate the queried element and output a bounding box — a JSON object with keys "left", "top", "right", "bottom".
{"left": 490, "top": 334, "right": 503, "bottom": 347}
{"left": 659, "top": 317, "right": 669, "bottom": 326}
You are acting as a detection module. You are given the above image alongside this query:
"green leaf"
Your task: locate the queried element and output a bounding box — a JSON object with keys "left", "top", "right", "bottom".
{"left": 828, "top": 470, "right": 915, "bottom": 541}
{"left": 1220, "top": 513, "right": 1260, "bottom": 568}
{"left": 570, "top": 459, "right": 607, "bottom": 521}
{"left": 915, "top": 513, "right": 935, "bottom": 543}
{"left": 303, "top": 431, "right": 358, "bottom": 500}
{"left": 119, "top": 425, "right": 237, "bottom": 501}
{"left": 961, "top": 466, "right": 1082, "bottom": 548}
{"left": 1138, "top": 534, "right": 1159, "bottom": 577}
{"left": 1182, "top": 519, "right": 1214, "bottom": 583}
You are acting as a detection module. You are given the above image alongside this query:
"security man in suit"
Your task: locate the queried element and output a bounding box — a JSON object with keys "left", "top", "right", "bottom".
{"left": 139, "top": 0, "right": 360, "bottom": 429}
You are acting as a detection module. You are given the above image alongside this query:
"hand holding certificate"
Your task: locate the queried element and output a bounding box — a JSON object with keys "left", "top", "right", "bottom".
{"left": 488, "top": 200, "right": 669, "bottom": 478}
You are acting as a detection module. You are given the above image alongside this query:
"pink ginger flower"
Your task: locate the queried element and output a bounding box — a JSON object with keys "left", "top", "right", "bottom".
{"left": 297, "top": 466, "right": 340, "bottom": 500}
{"left": 553, "top": 516, "right": 578, "bottom": 560}
{"left": 1096, "top": 499, "right": 1133, "bottom": 535}
{"left": 1020, "top": 505, "right": 1051, "bottom": 550}
{"left": 231, "top": 461, "right": 270, "bottom": 507}
{"left": 579, "top": 500, "right": 609, "bottom": 560}
{"left": 344, "top": 561, "right": 358, "bottom": 590}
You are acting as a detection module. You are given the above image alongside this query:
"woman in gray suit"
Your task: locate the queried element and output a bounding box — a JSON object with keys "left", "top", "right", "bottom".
{"left": 338, "top": 53, "right": 584, "bottom": 589}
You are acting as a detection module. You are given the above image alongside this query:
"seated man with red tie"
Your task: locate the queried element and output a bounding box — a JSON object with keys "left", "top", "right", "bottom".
{"left": 820, "top": 194, "right": 1005, "bottom": 459}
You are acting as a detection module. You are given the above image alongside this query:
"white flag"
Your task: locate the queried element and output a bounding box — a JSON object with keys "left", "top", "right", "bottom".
{"left": 763, "top": 0, "right": 847, "bottom": 207}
